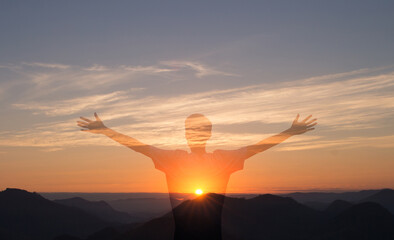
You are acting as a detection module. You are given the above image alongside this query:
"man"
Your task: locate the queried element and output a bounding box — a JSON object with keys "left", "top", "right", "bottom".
{"left": 77, "top": 113, "right": 316, "bottom": 239}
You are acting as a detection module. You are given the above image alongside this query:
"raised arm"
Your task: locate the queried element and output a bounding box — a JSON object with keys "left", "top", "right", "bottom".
{"left": 77, "top": 113, "right": 153, "bottom": 157}
{"left": 243, "top": 114, "right": 317, "bottom": 158}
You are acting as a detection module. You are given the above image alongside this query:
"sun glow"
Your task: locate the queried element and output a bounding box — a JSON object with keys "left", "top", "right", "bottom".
{"left": 195, "top": 189, "right": 203, "bottom": 195}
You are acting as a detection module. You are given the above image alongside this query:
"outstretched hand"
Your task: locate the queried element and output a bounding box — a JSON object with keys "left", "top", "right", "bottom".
{"left": 77, "top": 112, "right": 107, "bottom": 134}
{"left": 286, "top": 114, "right": 317, "bottom": 135}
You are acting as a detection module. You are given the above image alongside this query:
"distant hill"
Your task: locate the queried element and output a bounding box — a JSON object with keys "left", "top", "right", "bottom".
{"left": 282, "top": 189, "right": 381, "bottom": 203}
{"left": 324, "top": 199, "right": 353, "bottom": 217}
{"left": 360, "top": 189, "right": 394, "bottom": 213}
{"left": 54, "top": 197, "right": 138, "bottom": 223}
{"left": 0, "top": 188, "right": 112, "bottom": 240}
{"left": 303, "top": 201, "right": 330, "bottom": 211}
{"left": 108, "top": 197, "right": 182, "bottom": 221}
{"left": 82, "top": 193, "right": 394, "bottom": 240}
{"left": 314, "top": 202, "right": 394, "bottom": 240}
{"left": 83, "top": 193, "right": 324, "bottom": 240}
{"left": 222, "top": 194, "right": 323, "bottom": 240}
{"left": 2, "top": 188, "right": 394, "bottom": 240}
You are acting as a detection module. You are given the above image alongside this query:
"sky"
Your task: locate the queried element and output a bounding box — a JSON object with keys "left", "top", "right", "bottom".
{"left": 0, "top": 0, "right": 393, "bottom": 193}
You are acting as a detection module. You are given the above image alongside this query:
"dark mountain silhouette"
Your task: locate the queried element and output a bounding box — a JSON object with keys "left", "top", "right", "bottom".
{"left": 172, "top": 193, "right": 225, "bottom": 240}
{"left": 222, "top": 194, "right": 323, "bottom": 240}
{"left": 82, "top": 193, "right": 324, "bottom": 240}
{"left": 106, "top": 194, "right": 225, "bottom": 240}
{"left": 115, "top": 212, "right": 174, "bottom": 240}
{"left": 282, "top": 189, "right": 380, "bottom": 203}
{"left": 0, "top": 188, "right": 112, "bottom": 240}
{"left": 82, "top": 193, "right": 394, "bottom": 240}
{"left": 85, "top": 227, "right": 123, "bottom": 240}
{"left": 2, "top": 188, "right": 394, "bottom": 240}
{"left": 54, "top": 197, "right": 137, "bottom": 223}
{"left": 85, "top": 223, "right": 138, "bottom": 240}
{"left": 313, "top": 202, "right": 394, "bottom": 240}
{"left": 53, "top": 234, "right": 82, "bottom": 240}
{"left": 303, "top": 201, "right": 330, "bottom": 211}
{"left": 107, "top": 197, "right": 182, "bottom": 221}
{"left": 0, "top": 225, "right": 31, "bottom": 240}
{"left": 359, "top": 188, "right": 394, "bottom": 213}
{"left": 324, "top": 200, "right": 353, "bottom": 217}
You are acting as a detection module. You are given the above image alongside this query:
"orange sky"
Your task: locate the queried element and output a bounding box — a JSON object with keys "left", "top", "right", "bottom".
{"left": 1, "top": 143, "right": 393, "bottom": 193}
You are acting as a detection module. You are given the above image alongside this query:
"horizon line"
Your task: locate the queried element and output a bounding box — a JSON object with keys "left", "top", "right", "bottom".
{"left": 2, "top": 187, "right": 389, "bottom": 194}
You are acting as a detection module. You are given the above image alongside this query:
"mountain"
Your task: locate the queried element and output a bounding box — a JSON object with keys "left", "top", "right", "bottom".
{"left": 314, "top": 202, "right": 394, "bottom": 240}
{"left": 0, "top": 226, "right": 31, "bottom": 240}
{"left": 0, "top": 188, "right": 112, "bottom": 240}
{"left": 303, "top": 201, "right": 330, "bottom": 211}
{"left": 85, "top": 193, "right": 323, "bottom": 240}
{"left": 360, "top": 189, "right": 394, "bottom": 213}
{"left": 115, "top": 213, "right": 174, "bottom": 240}
{"left": 282, "top": 189, "right": 380, "bottom": 203}
{"left": 324, "top": 200, "right": 353, "bottom": 217}
{"left": 84, "top": 193, "right": 394, "bottom": 240}
{"left": 54, "top": 197, "right": 137, "bottom": 223}
{"left": 3, "top": 189, "right": 394, "bottom": 240}
{"left": 107, "top": 197, "right": 182, "bottom": 221}
{"left": 222, "top": 194, "right": 323, "bottom": 240}
{"left": 111, "top": 194, "right": 225, "bottom": 240}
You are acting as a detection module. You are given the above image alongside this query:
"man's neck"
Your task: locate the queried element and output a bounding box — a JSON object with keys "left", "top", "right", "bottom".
{"left": 190, "top": 146, "right": 207, "bottom": 155}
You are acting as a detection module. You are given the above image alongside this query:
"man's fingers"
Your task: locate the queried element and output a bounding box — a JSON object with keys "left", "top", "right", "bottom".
{"left": 77, "top": 121, "right": 88, "bottom": 125}
{"left": 302, "top": 115, "right": 312, "bottom": 123}
{"left": 77, "top": 123, "right": 89, "bottom": 128}
{"left": 306, "top": 118, "right": 317, "bottom": 125}
{"left": 307, "top": 122, "right": 317, "bottom": 128}
{"left": 293, "top": 113, "right": 300, "bottom": 123}
{"left": 307, "top": 128, "right": 315, "bottom": 131}
{"left": 94, "top": 112, "right": 101, "bottom": 121}
{"left": 80, "top": 117, "right": 92, "bottom": 123}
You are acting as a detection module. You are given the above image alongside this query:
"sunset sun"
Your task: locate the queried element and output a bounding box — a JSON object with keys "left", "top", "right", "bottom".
{"left": 195, "top": 189, "right": 203, "bottom": 195}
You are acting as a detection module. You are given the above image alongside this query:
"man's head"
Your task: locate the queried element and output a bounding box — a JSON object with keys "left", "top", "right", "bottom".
{"left": 185, "top": 114, "right": 212, "bottom": 149}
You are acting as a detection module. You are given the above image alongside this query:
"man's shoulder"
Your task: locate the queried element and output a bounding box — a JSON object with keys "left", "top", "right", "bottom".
{"left": 212, "top": 147, "right": 249, "bottom": 158}
{"left": 212, "top": 148, "right": 244, "bottom": 154}
{"left": 174, "top": 149, "right": 188, "bottom": 154}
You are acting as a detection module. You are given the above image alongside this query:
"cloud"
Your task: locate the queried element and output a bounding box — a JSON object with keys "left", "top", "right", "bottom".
{"left": 5, "top": 66, "right": 394, "bottom": 151}
{"left": 3, "top": 61, "right": 236, "bottom": 100}
{"left": 39, "top": 147, "right": 63, "bottom": 152}
{"left": 278, "top": 135, "right": 394, "bottom": 151}
{"left": 0, "top": 64, "right": 21, "bottom": 70}
{"left": 22, "top": 62, "right": 71, "bottom": 69}
{"left": 121, "top": 65, "right": 176, "bottom": 73}
{"left": 83, "top": 64, "right": 109, "bottom": 72}
{"left": 161, "top": 61, "right": 238, "bottom": 78}
{"left": 13, "top": 91, "right": 126, "bottom": 116}
{"left": 299, "top": 65, "right": 393, "bottom": 83}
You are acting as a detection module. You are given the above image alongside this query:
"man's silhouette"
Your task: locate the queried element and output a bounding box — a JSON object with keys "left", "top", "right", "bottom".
{"left": 77, "top": 113, "right": 317, "bottom": 240}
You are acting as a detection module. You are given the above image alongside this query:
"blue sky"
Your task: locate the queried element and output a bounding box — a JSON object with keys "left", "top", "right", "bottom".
{"left": 2, "top": 1, "right": 394, "bottom": 72}
{"left": 0, "top": 1, "right": 393, "bottom": 192}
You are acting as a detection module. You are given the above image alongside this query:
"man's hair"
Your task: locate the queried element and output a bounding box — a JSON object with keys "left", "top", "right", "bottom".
{"left": 185, "top": 113, "right": 212, "bottom": 131}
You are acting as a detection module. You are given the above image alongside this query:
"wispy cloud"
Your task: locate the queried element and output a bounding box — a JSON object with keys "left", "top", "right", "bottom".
{"left": 13, "top": 91, "right": 126, "bottom": 116}
{"left": 299, "top": 65, "right": 393, "bottom": 83}
{"left": 5, "top": 66, "right": 394, "bottom": 151}
{"left": 22, "top": 62, "right": 71, "bottom": 69}
{"left": 0, "top": 64, "right": 21, "bottom": 70}
{"left": 278, "top": 135, "right": 394, "bottom": 151}
{"left": 161, "top": 61, "right": 238, "bottom": 77}
{"left": 121, "top": 65, "right": 176, "bottom": 73}
{"left": 83, "top": 64, "right": 109, "bottom": 72}
{"left": 2, "top": 61, "right": 236, "bottom": 100}
{"left": 39, "top": 147, "right": 64, "bottom": 152}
